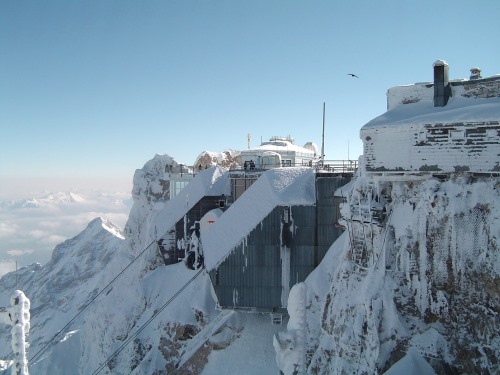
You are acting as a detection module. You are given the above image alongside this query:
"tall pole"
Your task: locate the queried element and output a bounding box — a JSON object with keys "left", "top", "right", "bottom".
{"left": 321, "top": 102, "right": 325, "bottom": 165}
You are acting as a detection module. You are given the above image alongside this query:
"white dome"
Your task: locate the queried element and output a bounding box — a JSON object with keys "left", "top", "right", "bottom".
{"left": 303, "top": 142, "right": 318, "bottom": 155}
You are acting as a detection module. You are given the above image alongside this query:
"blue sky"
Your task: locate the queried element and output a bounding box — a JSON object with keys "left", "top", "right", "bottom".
{"left": 1, "top": 0, "right": 499, "bottom": 195}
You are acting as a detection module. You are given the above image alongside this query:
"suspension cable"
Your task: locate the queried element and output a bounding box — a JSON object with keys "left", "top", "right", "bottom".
{"left": 91, "top": 268, "right": 204, "bottom": 375}
{"left": 29, "top": 239, "right": 157, "bottom": 366}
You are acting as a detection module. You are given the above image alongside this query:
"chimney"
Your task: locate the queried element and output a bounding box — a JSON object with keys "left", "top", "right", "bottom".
{"left": 433, "top": 60, "right": 451, "bottom": 107}
{"left": 469, "top": 67, "right": 482, "bottom": 80}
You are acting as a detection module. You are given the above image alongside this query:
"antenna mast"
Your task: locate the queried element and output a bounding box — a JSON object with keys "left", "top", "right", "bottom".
{"left": 247, "top": 132, "right": 251, "bottom": 149}
{"left": 321, "top": 102, "right": 325, "bottom": 164}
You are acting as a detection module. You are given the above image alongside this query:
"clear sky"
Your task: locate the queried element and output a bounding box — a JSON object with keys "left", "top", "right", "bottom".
{"left": 1, "top": 0, "right": 499, "bottom": 196}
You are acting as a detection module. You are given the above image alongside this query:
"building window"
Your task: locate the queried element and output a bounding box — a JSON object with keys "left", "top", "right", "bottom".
{"left": 171, "top": 180, "right": 190, "bottom": 199}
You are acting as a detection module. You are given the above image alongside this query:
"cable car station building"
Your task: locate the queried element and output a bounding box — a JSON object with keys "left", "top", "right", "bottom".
{"left": 154, "top": 144, "right": 354, "bottom": 313}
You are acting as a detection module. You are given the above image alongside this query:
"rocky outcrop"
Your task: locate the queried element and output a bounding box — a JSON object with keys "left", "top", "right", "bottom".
{"left": 193, "top": 150, "right": 241, "bottom": 170}
{"left": 307, "top": 175, "right": 499, "bottom": 374}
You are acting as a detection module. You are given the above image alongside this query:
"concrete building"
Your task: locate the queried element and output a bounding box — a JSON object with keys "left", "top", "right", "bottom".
{"left": 360, "top": 61, "right": 500, "bottom": 174}
{"left": 154, "top": 166, "right": 353, "bottom": 313}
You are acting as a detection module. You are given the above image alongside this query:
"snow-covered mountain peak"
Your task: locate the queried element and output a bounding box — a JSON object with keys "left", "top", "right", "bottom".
{"left": 48, "top": 192, "right": 85, "bottom": 204}
{"left": 49, "top": 217, "right": 124, "bottom": 266}
{"left": 87, "top": 217, "right": 125, "bottom": 240}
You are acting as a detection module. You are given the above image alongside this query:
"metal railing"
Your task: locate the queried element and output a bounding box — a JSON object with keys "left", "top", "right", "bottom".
{"left": 316, "top": 160, "right": 358, "bottom": 173}
{"left": 230, "top": 160, "right": 358, "bottom": 173}
{"left": 173, "top": 159, "right": 358, "bottom": 178}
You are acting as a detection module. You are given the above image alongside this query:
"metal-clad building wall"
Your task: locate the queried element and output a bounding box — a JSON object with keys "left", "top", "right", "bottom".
{"left": 210, "top": 205, "right": 318, "bottom": 311}
{"left": 315, "top": 175, "right": 351, "bottom": 262}
{"left": 210, "top": 207, "right": 283, "bottom": 310}
{"left": 209, "top": 174, "right": 352, "bottom": 311}
{"left": 211, "top": 245, "right": 281, "bottom": 309}
{"left": 289, "top": 205, "right": 316, "bottom": 286}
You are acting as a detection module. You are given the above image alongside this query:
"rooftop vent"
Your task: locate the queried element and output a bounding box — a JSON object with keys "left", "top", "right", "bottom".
{"left": 469, "top": 67, "right": 482, "bottom": 80}
{"left": 433, "top": 60, "right": 451, "bottom": 107}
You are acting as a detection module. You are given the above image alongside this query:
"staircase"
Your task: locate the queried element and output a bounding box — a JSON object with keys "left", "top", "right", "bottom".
{"left": 350, "top": 183, "right": 374, "bottom": 223}
{"left": 348, "top": 222, "right": 371, "bottom": 269}
{"left": 346, "top": 183, "right": 377, "bottom": 270}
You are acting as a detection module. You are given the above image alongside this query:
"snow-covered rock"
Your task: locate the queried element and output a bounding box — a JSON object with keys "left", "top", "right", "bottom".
{"left": 306, "top": 175, "right": 499, "bottom": 374}
{"left": 274, "top": 282, "right": 307, "bottom": 375}
{"left": 382, "top": 347, "right": 436, "bottom": 375}
{"left": 126, "top": 154, "right": 179, "bottom": 254}
{"left": 193, "top": 150, "right": 241, "bottom": 170}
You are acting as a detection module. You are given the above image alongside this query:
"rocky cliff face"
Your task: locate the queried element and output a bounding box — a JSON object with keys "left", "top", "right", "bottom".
{"left": 305, "top": 174, "right": 499, "bottom": 374}
{"left": 126, "top": 154, "right": 179, "bottom": 253}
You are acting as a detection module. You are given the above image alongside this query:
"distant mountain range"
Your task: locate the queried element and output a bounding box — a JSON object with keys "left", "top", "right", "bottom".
{"left": 0, "top": 191, "right": 135, "bottom": 209}
{"left": 0, "top": 192, "right": 86, "bottom": 208}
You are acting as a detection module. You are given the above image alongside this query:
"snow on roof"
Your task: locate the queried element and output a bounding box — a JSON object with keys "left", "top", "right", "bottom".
{"left": 154, "top": 166, "right": 230, "bottom": 240}
{"left": 243, "top": 139, "right": 315, "bottom": 155}
{"left": 203, "top": 167, "right": 316, "bottom": 271}
{"left": 362, "top": 94, "right": 500, "bottom": 130}
{"left": 433, "top": 59, "right": 448, "bottom": 67}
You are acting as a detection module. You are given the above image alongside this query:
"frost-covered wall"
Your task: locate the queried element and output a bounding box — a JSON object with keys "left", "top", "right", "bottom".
{"left": 362, "top": 75, "right": 500, "bottom": 173}
{"left": 205, "top": 170, "right": 349, "bottom": 312}
{"left": 363, "top": 120, "right": 500, "bottom": 172}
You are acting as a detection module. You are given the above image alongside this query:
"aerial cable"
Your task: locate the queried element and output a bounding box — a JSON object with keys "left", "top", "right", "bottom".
{"left": 29, "top": 239, "right": 157, "bottom": 366}
{"left": 91, "top": 268, "right": 204, "bottom": 375}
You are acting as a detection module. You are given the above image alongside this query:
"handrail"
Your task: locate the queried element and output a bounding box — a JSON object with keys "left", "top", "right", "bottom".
{"left": 227, "top": 160, "right": 358, "bottom": 174}
{"left": 316, "top": 160, "right": 358, "bottom": 173}
{"left": 168, "top": 160, "right": 358, "bottom": 178}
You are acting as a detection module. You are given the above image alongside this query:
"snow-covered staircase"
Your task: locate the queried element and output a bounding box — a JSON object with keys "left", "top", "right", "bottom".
{"left": 350, "top": 183, "right": 374, "bottom": 223}
{"left": 348, "top": 222, "right": 371, "bottom": 269}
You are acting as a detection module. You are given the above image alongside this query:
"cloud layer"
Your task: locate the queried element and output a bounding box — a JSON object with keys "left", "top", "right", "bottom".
{"left": 0, "top": 190, "right": 131, "bottom": 277}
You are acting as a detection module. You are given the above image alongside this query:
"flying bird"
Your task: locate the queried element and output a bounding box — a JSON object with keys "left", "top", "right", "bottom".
{"left": 348, "top": 73, "right": 359, "bottom": 78}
